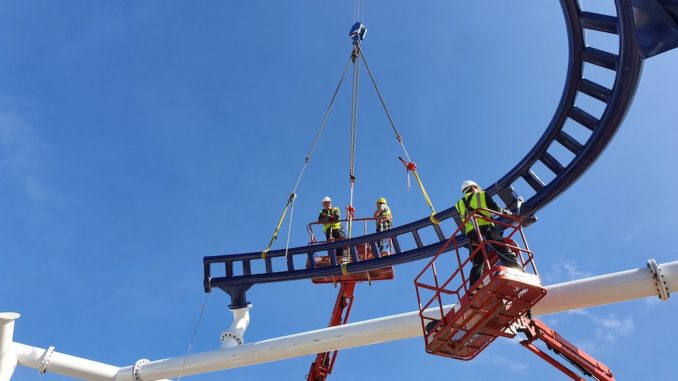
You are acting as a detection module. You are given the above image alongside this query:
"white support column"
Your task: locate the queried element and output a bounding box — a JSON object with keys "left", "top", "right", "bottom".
{"left": 0, "top": 313, "right": 20, "bottom": 381}
{"left": 220, "top": 306, "right": 251, "bottom": 349}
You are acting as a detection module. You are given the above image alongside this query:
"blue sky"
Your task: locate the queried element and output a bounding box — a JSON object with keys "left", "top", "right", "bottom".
{"left": 2, "top": 1, "right": 677, "bottom": 380}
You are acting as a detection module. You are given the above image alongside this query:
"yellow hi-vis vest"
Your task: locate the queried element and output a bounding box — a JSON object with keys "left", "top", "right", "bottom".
{"left": 320, "top": 207, "right": 342, "bottom": 233}
{"left": 376, "top": 206, "right": 392, "bottom": 230}
{"left": 455, "top": 191, "right": 494, "bottom": 234}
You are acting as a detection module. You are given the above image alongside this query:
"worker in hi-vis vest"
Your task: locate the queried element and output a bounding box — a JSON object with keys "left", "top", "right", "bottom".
{"left": 373, "top": 197, "right": 393, "bottom": 253}
{"left": 455, "top": 180, "right": 522, "bottom": 292}
{"left": 318, "top": 196, "right": 344, "bottom": 241}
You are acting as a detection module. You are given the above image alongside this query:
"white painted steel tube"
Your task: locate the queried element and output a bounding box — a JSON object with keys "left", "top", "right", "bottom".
{"left": 135, "top": 309, "right": 425, "bottom": 380}
{"left": 135, "top": 260, "right": 678, "bottom": 380}
{"left": 534, "top": 260, "right": 678, "bottom": 315}
{"left": 220, "top": 306, "right": 251, "bottom": 348}
{"left": 7, "top": 260, "right": 677, "bottom": 381}
{"left": 13, "top": 343, "right": 119, "bottom": 381}
{"left": 0, "top": 313, "right": 20, "bottom": 381}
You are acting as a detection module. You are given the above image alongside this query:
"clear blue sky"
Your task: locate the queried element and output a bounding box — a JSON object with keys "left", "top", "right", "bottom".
{"left": 2, "top": 1, "right": 677, "bottom": 380}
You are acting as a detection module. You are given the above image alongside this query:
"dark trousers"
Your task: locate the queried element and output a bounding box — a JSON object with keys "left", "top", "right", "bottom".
{"left": 324, "top": 228, "right": 344, "bottom": 241}
{"left": 325, "top": 228, "right": 345, "bottom": 260}
{"left": 376, "top": 224, "right": 391, "bottom": 253}
{"left": 467, "top": 226, "right": 522, "bottom": 287}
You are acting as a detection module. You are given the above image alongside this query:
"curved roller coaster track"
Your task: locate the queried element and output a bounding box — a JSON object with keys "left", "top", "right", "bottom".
{"left": 204, "top": 0, "right": 650, "bottom": 308}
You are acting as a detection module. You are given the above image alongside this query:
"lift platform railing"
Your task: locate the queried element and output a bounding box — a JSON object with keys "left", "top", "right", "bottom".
{"left": 414, "top": 210, "right": 543, "bottom": 359}
{"left": 306, "top": 217, "right": 393, "bottom": 252}
{"left": 306, "top": 217, "right": 383, "bottom": 240}
{"left": 306, "top": 217, "right": 396, "bottom": 284}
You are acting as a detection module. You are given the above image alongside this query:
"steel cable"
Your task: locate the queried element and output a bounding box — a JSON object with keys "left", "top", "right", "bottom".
{"left": 261, "top": 57, "right": 352, "bottom": 258}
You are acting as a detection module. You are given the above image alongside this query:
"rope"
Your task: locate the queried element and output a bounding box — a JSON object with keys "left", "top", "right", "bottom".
{"left": 361, "top": 49, "right": 439, "bottom": 224}
{"left": 177, "top": 293, "right": 210, "bottom": 381}
{"left": 261, "top": 57, "right": 352, "bottom": 259}
{"left": 360, "top": 50, "right": 412, "bottom": 162}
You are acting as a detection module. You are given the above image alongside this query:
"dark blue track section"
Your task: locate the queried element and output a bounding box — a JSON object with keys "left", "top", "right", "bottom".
{"left": 204, "top": 0, "right": 678, "bottom": 307}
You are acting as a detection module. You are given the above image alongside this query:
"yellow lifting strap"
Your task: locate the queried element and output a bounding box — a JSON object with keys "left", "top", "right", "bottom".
{"left": 400, "top": 157, "right": 440, "bottom": 225}
{"left": 261, "top": 192, "right": 297, "bottom": 259}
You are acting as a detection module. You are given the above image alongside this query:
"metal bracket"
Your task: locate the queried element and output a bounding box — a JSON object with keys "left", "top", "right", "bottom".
{"left": 221, "top": 284, "right": 253, "bottom": 309}
{"left": 133, "top": 359, "right": 150, "bottom": 381}
{"left": 497, "top": 186, "right": 521, "bottom": 211}
{"left": 647, "top": 258, "right": 670, "bottom": 301}
{"left": 39, "top": 346, "right": 55, "bottom": 374}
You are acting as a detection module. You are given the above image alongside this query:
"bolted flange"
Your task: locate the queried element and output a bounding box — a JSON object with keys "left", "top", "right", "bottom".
{"left": 133, "top": 359, "right": 150, "bottom": 381}
{"left": 647, "top": 258, "right": 670, "bottom": 301}
{"left": 39, "top": 346, "right": 55, "bottom": 374}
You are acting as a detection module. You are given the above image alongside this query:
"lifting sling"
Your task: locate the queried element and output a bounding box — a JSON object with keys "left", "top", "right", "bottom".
{"left": 260, "top": 58, "right": 352, "bottom": 259}
{"left": 360, "top": 46, "right": 439, "bottom": 223}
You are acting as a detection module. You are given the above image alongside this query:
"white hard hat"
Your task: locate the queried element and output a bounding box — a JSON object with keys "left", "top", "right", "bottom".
{"left": 460, "top": 180, "right": 479, "bottom": 193}
{"left": 322, "top": 196, "right": 332, "bottom": 203}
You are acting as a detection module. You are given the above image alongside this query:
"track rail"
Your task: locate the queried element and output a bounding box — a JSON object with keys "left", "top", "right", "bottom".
{"left": 205, "top": 0, "right": 644, "bottom": 306}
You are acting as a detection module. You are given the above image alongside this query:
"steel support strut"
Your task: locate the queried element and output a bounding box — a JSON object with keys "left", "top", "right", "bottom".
{"left": 518, "top": 318, "right": 615, "bottom": 381}
{"left": 220, "top": 306, "right": 252, "bottom": 349}
{"left": 0, "top": 313, "right": 20, "bottom": 381}
{"left": 307, "top": 282, "right": 357, "bottom": 381}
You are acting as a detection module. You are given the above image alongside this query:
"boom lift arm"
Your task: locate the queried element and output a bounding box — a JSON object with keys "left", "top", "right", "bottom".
{"left": 518, "top": 317, "right": 615, "bottom": 381}
{"left": 307, "top": 281, "right": 357, "bottom": 381}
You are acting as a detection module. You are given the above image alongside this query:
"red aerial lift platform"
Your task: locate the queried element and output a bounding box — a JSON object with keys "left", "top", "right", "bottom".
{"left": 415, "top": 210, "right": 546, "bottom": 360}
{"left": 415, "top": 209, "right": 615, "bottom": 380}
{"left": 306, "top": 217, "right": 394, "bottom": 380}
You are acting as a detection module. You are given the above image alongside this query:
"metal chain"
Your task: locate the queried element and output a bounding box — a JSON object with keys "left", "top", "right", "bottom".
{"left": 261, "top": 57, "right": 352, "bottom": 258}
{"left": 348, "top": 42, "right": 361, "bottom": 238}
{"left": 349, "top": 46, "right": 360, "bottom": 185}
{"left": 294, "top": 57, "right": 352, "bottom": 192}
